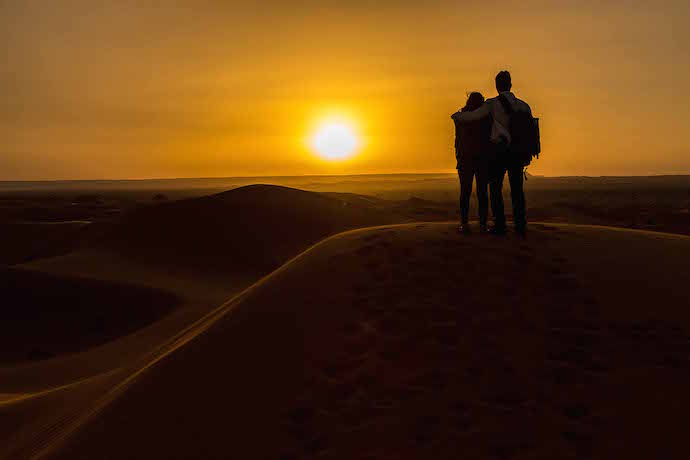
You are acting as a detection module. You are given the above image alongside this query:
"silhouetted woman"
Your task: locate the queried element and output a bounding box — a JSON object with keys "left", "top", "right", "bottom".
{"left": 452, "top": 92, "right": 492, "bottom": 233}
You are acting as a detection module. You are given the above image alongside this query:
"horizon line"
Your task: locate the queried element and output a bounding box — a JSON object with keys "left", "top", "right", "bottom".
{"left": 2, "top": 171, "right": 690, "bottom": 184}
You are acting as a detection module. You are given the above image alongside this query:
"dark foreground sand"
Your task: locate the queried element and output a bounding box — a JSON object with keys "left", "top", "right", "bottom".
{"left": 3, "top": 223, "right": 690, "bottom": 459}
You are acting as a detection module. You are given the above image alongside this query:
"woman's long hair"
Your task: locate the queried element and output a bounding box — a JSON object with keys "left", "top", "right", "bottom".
{"left": 462, "top": 92, "right": 484, "bottom": 112}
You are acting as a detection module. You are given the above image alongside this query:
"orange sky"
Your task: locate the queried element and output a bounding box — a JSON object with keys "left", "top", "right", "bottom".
{"left": 2, "top": 0, "right": 690, "bottom": 180}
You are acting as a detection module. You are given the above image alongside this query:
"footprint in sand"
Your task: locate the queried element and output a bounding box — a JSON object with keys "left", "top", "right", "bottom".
{"left": 411, "top": 414, "right": 442, "bottom": 445}
{"left": 563, "top": 403, "right": 590, "bottom": 421}
{"left": 356, "top": 244, "right": 376, "bottom": 256}
{"left": 364, "top": 259, "right": 382, "bottom": 270}
{"left": 552, "top": 254, "right": 567, "bottom": 264}
{"left": 484, "top": 388, "right": 530, "bottom": 409}
{"left": 547, "top": 347, "right": 595, "bottom": 368}
{"left": 514, "top": 253, "right": 534, "bottom": 265}
{"left": 562, "top": 430, "right": 593, "bottom": 457}
{"left": 304, "top": 434, "right": 328, "bottom": 455}
{"left": 287, "top": 406, "right": 315, "bottom": 425}
{"left": 488, "top": 442, "right": 531, "bottom": 460}
{"left": 362, "top": 234, "right": 380, "bottom": 243}
{"left": 284, "top": 406, "right": 317, "bottom": 446}
{"left": 412, "top": 368, "right": 453, "bottom": 391}
{"left": 328, "top": 381, "right": 359, "bottom": 403}
{"left": 540, "top": 363, "right": 580, "bottom": 386}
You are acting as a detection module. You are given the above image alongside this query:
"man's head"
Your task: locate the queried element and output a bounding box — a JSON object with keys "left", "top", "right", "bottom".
{"left": 495, "top": 70, "right": 512, "bottom": 93}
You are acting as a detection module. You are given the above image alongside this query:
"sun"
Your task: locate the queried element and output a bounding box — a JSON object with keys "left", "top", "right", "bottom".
{"left": 310, "top": 120, "right": 359, "bottom": 160}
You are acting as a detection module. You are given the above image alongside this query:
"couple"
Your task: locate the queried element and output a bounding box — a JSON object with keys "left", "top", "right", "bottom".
{"left": 452, "top": 70, "right": 534, "bottom": 236}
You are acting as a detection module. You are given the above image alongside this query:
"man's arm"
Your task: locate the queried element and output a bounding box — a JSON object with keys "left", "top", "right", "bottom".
{"left": 450, "top": 101, "right": 492, "bottom": 123}
{"left": 517, "top": 98, "right": 533, "bottom": 115}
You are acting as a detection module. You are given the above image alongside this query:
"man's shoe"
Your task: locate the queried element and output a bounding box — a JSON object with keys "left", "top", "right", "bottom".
{"left": 458, "top": 224, "right": 471, "bottom": 234}
{"left": 515, "top": 226, "right": 527, "bottom": 238}
{"left": 479, "top": 224, "right": 488, "bottom": 234}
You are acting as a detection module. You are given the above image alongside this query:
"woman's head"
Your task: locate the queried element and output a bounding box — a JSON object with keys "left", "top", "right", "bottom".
{"left": 462, "top": 92, "right": 485, "bottom": 112}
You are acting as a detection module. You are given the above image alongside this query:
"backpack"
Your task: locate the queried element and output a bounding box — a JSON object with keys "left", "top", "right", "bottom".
{"left": 498, "top": 94, "right": 540, "bottom": 166}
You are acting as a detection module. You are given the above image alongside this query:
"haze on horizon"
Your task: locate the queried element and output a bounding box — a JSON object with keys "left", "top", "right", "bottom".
{"left": 2, "top": 0, "right": 690, "bottom": 181}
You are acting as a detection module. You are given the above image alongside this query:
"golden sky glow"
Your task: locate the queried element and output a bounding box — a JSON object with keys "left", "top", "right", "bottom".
{"left": 2, "top": 1, "right": 690, "bottom": 180}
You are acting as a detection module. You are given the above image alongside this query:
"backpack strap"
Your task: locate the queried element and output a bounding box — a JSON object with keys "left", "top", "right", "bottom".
{"left": 497, "top": 94, "right": 514, "bottom": 115}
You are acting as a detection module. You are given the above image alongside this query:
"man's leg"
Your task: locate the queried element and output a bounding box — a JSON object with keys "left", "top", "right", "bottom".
{"left": 489, "top": 159, "right": 506, "bottom": 232}
{"left": 475, "top": 158, "right": 489, "bottom": 230}
{"left": 507, "top": 162, "right": 526, "bottom": 233}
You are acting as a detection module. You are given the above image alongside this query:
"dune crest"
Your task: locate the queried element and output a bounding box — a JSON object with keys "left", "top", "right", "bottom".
{"left": 102, "top": 185, "right": 407, "bottom": 276}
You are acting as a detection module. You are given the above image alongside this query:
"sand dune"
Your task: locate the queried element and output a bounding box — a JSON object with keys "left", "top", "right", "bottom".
{"left": 0, "top": 185, "right": 407, "bottom": 391}
{"left": 10, "top": 223, "right": 684, "bottom": 460}
{"left": 100, "top": 184, "right": 408, "bottom": 276}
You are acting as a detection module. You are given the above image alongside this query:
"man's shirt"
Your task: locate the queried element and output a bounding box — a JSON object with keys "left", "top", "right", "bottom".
{"left": 451, "top": 91, "right": 532, "bottom": 144}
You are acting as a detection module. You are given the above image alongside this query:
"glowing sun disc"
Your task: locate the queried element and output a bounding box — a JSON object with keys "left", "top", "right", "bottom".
{"left": 311, "top": 122, "right": 359, "bottom": 159}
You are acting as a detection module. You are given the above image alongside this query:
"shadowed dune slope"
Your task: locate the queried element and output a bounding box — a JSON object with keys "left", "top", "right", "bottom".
{"left": 0, "top": 267, "right": 179, "bottom": 364}
{"left": 100, "top": 184, "right": 407, "bottom": 275}
{"left": 51, "top": 223, "right": 690, "bottom": 460}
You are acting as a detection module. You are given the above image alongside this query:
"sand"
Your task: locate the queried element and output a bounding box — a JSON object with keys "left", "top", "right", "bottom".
{"left": 0, "top": 267, "right": 178, "bottom": 364}
{"left": 101, "top": 184, "right": 408, "bottom": 276}
{"left": 2, "top": 222, "right": 687, "bottom": 459}
{"left": 0, "top": 185, "right": 407, "bottom": 385}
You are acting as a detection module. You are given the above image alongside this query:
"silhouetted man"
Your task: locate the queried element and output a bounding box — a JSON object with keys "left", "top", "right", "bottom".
{"left": 451, "top": 71, "right": 532, "bottom": 235}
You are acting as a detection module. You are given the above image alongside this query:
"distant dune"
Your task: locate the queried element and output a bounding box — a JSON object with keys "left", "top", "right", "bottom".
{"left": 3, "top": 175, "right": 689, "bottom": 238}
{"left": 40, "top": 223, "right": 690, "bottom": 460}
{"left": 100, "top": 184, "right": 408, "bottom": 276}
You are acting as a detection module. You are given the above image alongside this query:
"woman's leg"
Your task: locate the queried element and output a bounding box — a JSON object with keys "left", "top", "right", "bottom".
{"left": 457, "top": 169, "right": 463, "bottom": 224}
{"left": 475, "top": 159, "right": 489, "bottom": 229}
{"left": 458, "top": 168, "right": 472, "bottom": 225}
